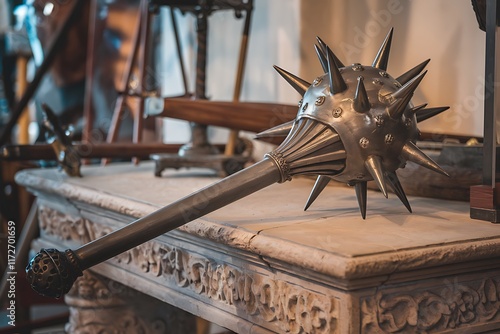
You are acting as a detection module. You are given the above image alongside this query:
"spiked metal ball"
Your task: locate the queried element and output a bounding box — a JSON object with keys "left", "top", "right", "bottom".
{"left": 258, "top": 28, "right": 450, "bottom": 218}
{"left": 26, "top": 28, "right": 453, "bottom": 300}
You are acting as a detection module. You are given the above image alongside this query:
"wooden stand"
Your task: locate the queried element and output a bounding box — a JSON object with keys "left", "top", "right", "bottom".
{"left": 470, "top": 184, "right": 500, "bottom": 222}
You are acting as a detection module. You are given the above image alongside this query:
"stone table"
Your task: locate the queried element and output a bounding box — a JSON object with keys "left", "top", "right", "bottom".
{"left": 16, "top": 162, "right": 500, "bottom": 333}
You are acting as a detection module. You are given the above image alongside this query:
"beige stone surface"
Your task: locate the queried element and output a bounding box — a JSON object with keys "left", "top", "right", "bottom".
{"left": 17, "top": 162, "right": 500, "bottom": 278}
{"left": 19, "top": 162, "right": 500, "bottom": 333}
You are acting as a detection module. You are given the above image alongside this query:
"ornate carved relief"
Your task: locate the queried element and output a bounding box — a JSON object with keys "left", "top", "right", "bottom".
{"left": 116, "top": 229, "right": 340, "bottom": 333}
{"left": 361, "top": 277, "right": 500, "bottom": 333}
{"left": 64, "top": 271, "right": 195, "bottom": 334}
{"left": 38, "top": 205, "right": 112, "bottom": 244}
{"left": 38, "top": 206, "right": 340, "bottom": 334}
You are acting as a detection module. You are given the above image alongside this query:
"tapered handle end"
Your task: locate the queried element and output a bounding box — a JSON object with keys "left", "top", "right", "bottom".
{"left": 26, "top": 248, "right": 83, "bottom": 298}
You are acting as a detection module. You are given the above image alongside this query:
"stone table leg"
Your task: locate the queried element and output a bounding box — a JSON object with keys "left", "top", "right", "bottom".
{"left": 64, "top": 270, "right": 197, "bottom": 333}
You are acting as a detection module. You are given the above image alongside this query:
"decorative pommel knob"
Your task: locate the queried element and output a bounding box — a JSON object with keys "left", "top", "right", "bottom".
{"left": 26, "top": 248, "right": 83, "bottom": 298}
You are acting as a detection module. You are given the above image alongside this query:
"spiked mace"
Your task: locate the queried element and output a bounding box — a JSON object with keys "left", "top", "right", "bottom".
{"left": 27, "top": 29, "right": 450, "bottom": 298}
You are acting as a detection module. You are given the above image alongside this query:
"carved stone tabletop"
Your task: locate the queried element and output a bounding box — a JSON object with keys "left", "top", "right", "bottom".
{"left": 17, "top": 162, "right": 500, "bottom": 333}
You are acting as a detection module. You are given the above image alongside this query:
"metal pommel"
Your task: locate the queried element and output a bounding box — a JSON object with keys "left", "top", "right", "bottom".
{"left": 26, "top": 248, "right": 83, "bottom": 298}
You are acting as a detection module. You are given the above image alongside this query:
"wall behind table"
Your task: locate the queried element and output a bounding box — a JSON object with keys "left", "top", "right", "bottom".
{"left": 158, "top": 0, "right": 485, "bottom": 160}
{"left": 158, "top": 0, "right": 300, "bottom": 159}
{"left": 300, "top": 0, "right": 485, "bottom": 138}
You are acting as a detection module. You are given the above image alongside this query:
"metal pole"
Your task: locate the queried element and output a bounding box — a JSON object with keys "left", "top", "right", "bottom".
{"left": 483, "top": 0, "right": 500, "bottom": 186}
{"left": 180, "top": 6, "right": 218, "bottom": 156}
{"left": 170, "top": 7, "right": 190, "bottom": 95}
{"left": 225, "top": 2, "right": 253, "bottom": 156}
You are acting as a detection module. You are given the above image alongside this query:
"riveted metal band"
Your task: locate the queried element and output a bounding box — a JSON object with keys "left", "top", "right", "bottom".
{"left": 265, "top": 152, "right": 291, "bottom": 183}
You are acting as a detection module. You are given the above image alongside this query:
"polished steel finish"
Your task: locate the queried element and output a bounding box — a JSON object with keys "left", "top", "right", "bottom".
{"left": 396, "top": 59, "right": 430, "bottom": 85}
{"left": 255, "top": 120, "right": 294, "bottom": 139}
{"left": 365, "top": 155, "right": 388, "bottom": 198}
{"left": 273, "top": 65, "right": 311, "bottom": 96}
{"left": 304, "top": 175, "right": 331, "bottom": 211}
{"left": 401, "top": 142, "right": 449, "bottom": 176}
{"left": 314, "top": 44, "right": 328, "bottom": 73}
{"left": 353, "top": 76, "right": 370, "bottom": 112}
{"left": 416, "top": 106, "right": 450, "bottom": 123}
{"left": 354, "top": 182, "right": 368, "bottom": 219}
{"left": 316, "top": 36, "right": 344, "bottom": 67}
{"left": 326, "top": 46, "right": 347, "bottom": 94}
{"left": 372, "top": 28, "right": 393, "bottom": 71}
{"left": 386, "top": 172, "right": 412, "bottom": 213}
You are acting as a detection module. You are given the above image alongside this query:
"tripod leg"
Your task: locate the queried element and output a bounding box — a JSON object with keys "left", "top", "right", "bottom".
{"left": 102, "top": 2, "right": 144, "bottom": 165}
{"left": 170, "top": 7, "right": 190, "bottom": 96}
{"left": 83, "top": 0, "right": 98, "bottom": 144}
{"left": 225, "top": 3, "right": 253, "bottom": 156}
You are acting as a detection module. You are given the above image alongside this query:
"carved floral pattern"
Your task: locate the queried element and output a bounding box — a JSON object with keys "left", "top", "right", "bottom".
{"left": 361, "top": 277, "right": 500, "bottom": 333}
{"left": 116, "top": 230, "right": 340, "bottom": 333}
{"left": 64, "top": 271, "right": 195, "bottom": 334}
{"left": 39, "top": 205, "right": 112, "bottom": 244}
{"left": 38, "top": 205, "right": 340, "bottom": 334}
{"left": 37, "top": 205, "right": 500, "bottom": 333}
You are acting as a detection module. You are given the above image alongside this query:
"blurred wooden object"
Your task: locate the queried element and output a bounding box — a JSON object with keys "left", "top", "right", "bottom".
{"left": 149, "top": 97, "right": 297, "bottom": 133}
{"left": 0, "top": 0, "right": 85, "bottom": 146}
{"left": 15, "top": 55, "right": 29, "bottom": 144}
{"left": 104, "top": 0, "right": 152, "bottom": 147}
{"left": 224, "top": 1, "right": 253, "bottom": 156}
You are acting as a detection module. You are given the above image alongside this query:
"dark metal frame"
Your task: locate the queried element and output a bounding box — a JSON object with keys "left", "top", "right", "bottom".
{"left": 470, "top": 0, "right": 500, "bottom": 223}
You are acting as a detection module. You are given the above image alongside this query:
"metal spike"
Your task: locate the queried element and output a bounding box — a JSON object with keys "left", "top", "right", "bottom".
{"left": 401, "top": 141, "right": 449, "bottom": 176}
{"left": 372, "top": 28, "right": 393, "bottom": 71}
{"left": 386, "top": 97, "right": 411, "bottom": 120}
{"left": 354, "top": 182, "right": 367, "bottom": 219}
{"left": 326, "top": 46, "right": 347, "bottom": 94}
{"left": 353, "top": 76, "right": 370, "bottom": 112}
{"left": 255, "top": 120, "right": 295, "bottom": 139}
{"left": 416, "top": 106, "right": 450, "bottom": 123}
{"left": 391, "top": 70, "right": 427, "bottom": 100}
{"left": 316, "top": 36, "right": 328, "bottom": 54}
{"left": 408, "top": 103, "right": 428, "bottom": 115}
{"left": 273, "top": 65, "right": 311, "bottom": 96}
{"left": 316, "top": 36, "right": 345, "bottom": 67}
{"left": 314, "top": 44, "right": 328, "bottom": 73}
{"left": 386, "top": 172, "right": 412, "bottom": 213}
{"left": 396, "top": 59, "right": 430, "bottom": 85}
{"left": 365, "top": 155, "right": 388, "bottom": 198}
{"left": 304, "top": 175, "right": 331, "bottom": 211}
{"left": 387, "top": 71, "right": 427, "bottom": 119}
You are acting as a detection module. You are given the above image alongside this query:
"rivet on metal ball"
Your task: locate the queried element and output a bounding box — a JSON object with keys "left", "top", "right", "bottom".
{"left": 405, "top": 118, "right": 412, "bottom": 127}
{"left": 373, "top": 79, "right": 383, "bottom": 86}
{"left": 302, "top": 102, "right": 309, "bottom": 111}
{"left": 315, "top": 96, "right": 326, "bottom": 106}
{"left": 385, "top": 133, "right": 394, "bottom": 145}
{"left": 374, "top": 114, "right": 384, "bottom": 127}
{"left": 352, "top": 63, "right": 364, "bottom": 71}
{"left": 298, "top": 99, "right": 303, "bottom": 108}
{"left": 393, "top": 81, "right": 402, "bottom": 88}
{"left": 312, "top": 77, "right": 323, "bottom": 86}
{"left": 356, "top": 173, "right": 365, "bottom": 180}
{"left": 332, "top": 107, "right": 343, "bottom": 118}
{"left": 379, "top": 71, "right": 389, "bottom": 78}
{"left": 359, "top": 137, "right": 369, "bottom": 148}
